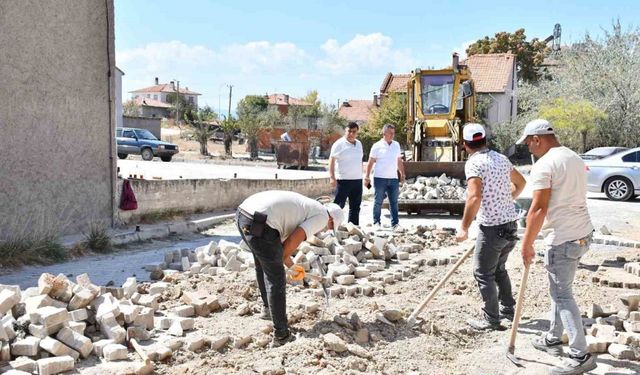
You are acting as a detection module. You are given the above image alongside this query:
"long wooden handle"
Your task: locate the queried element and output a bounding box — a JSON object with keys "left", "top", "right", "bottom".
{"left": 408, "top": 241, "right": 476, "bottom": 320}
{"left": 508, "top": 263, "right": 530, "bottom": 348}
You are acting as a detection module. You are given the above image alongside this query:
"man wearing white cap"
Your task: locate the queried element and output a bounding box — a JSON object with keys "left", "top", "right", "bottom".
{"left": 456, "top": 123, "right": 526, "bottom": 331}
{"left": 517, "top": 119, "right": 595, "bottom": 375}
{"left": 236, "top": 191, "right": 345, "bottom": 346}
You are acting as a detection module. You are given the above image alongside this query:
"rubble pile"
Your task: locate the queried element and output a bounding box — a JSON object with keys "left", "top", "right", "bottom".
{"left": 584, "top": 294, "right": 640, "bottom": 360}
{"left": 0, "top": 271, "right": 232, "bottom": 374}
{"left": 592, "top": 260, "right": 640, "bottom": 289}
{"left": 400, "top": 174, "right": 467, "bottom": 201}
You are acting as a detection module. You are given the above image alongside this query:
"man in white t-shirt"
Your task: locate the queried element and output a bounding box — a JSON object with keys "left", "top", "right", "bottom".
{"left": 329, "top": 122, "right": 364, "bottom": 225}
{"left": 518, "top": 119, "right": 596, "bottom": 375}
{"left": 236, "top": 191, "right": 345, "bottom": 346}
{"left": 456, "top": 123, "right": 526, "bottom": 331}
{"left": 364, "top": 124, "right": 405, "bottom": 229}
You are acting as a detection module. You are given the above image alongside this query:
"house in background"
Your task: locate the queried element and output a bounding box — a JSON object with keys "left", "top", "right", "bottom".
{"left": 338, "top": 98, "right": 379, "bottom": 125}
{"left": 267, "top": 93, "right": 321, "bottom": 130}
{"left": 129, "top": 77, "right": 201, "bottom": 118}
{"left": 379, "top": 73, "right": 411, "bottom": 102}
{"left": 464, "top": 53, "right": 517, "bottom": 127}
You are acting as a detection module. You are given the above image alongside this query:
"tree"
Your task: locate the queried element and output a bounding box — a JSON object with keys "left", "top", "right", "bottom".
{"left": 365, "top": 93, "right": 408, "bottom": 147}
{"left": 167, "top": 93, "right": 195, "bottom": 126}
{"left": 237, "top": 95, "right": 275, "bottom": 159}
{"left": 219, "top": 115, "right": 238, "bottom": 157}
{"left": 185, "top": 109, "right": 215, "bottom": 156}
{"left": 123, "top": 100, "right": 141, "bottom": 116}
{"left": 199, "top": 105, "right": 218, "bottom": 122}
{"left": 539, "top": 98, "right": 607, "bottom": 153}
{"left": 303, "top": 90, "right": 321, "bottom": 117}
{"left": 466, "top": 28, "right": 550, "bottom": 82}
{"left": 514, "top": 21, "right": 640, "bottom": 150}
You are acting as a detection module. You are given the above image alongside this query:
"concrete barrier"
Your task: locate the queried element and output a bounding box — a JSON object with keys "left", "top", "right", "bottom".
{"left": 115, "top": 177, "right": 332, "bottom": 224}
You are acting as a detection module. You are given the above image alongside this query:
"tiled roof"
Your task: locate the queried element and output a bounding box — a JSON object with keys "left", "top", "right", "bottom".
{"left": 380, "top": 73, "right": 411, "bottom": 94}
{"left": 338, "top": 100, "right": 377, "bottom": 123}
{"left": 130, "top": 83, "right": 201, "bottom": 95}
{"left": 133, "top": 97, "right": 172, "bottom": 109}
{"left": 463, "top": 53, "right": 516, "bottom": 93}
{"left": 267, "top": 93, "right": 311, "bottom": 106}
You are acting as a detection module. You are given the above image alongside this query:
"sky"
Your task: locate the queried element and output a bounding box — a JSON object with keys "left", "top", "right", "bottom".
{"left": 114, "top": 0, "right": 639, "bottom": 114}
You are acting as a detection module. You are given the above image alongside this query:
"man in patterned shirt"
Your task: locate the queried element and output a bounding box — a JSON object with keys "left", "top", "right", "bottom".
{"left": 456, "top": 123, "right": 526, "bottom": 330}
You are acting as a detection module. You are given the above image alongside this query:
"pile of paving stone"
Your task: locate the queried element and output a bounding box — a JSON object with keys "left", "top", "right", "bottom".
{"left": 145, "top": 223, "right": 460, "bottom": 300}
{"left": 584, "top": 294, "right": 640, "bottom": 360}
{"left": 0, "top": 271, "right": 231, "bottom": 374}
{"left": 400, "top": 174, "right": 467, "bottom": 200}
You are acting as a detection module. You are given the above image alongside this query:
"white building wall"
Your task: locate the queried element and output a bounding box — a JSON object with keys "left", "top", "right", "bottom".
{"left": 115, "top": 68, "right": 123, "bottom": 129}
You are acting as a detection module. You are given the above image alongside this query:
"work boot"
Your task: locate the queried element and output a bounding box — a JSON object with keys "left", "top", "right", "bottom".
{"left": 271, "top": 331, "right": 296, "bottom": 347}
{"left": 532, "top": 334, "right": 564, "bottom": 357}
{"left": 467, "top": 318, "right": 506, "bottom": 331}
{"left": 260, "top": 306, "right": 271, "bottom": 321}
{"left": 549, "top": 353, "right": 597, "bottom": 375}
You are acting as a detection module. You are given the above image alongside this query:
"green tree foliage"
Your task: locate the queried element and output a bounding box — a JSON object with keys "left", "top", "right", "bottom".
{"left": 303, "top": 90, "right": 321, "bottom": 117}
{"left": 184, "top": 108, "right": 215, "bottom": 156}
{"left": 364, "top": 93, "right": 408, "bottom": 149}
{"left": 539, "top": 98, "right": 607, "bottom": 153}
{"left": 237, "top": 95, "right": 279, "bottom": 159}
{"left": 167, "top": 92, "right": 195, "bottom": 125}
{"left": 466, "top": 28, "right": 549, "bottom": 82}
{"left": 513, "top": 22, "right": 640, "bottom": 150}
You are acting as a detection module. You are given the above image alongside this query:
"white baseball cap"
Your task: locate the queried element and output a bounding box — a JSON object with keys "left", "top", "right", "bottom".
{"left": 325, "top": 203, "right": 345, "bottom": 229}
{"left": 516, "top": 119, "right": 555, "bottom": 144}
{"left": 462, "top": 123, "right": 486, "bottom": 142}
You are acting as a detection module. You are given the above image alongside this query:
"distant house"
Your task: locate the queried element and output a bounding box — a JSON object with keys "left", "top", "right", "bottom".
{"left": 464, "top": 53, "right": 517, "bottom": 127}
{"left": 379, "top": 73, "right": 411, "bottom": 100}
{"left": 338, "top": 99, "right": 379, "bottom": 125}
{"left": 267, "top": 93, "right": 320, "bottom": 129}
{"left": 129, "top": 77, "right": 201, "bottom": 118}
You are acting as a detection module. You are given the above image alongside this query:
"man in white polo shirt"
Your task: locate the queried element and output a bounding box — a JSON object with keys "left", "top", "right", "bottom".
{"left": 329, "top": 122, "right": 364, "bottom": 225}
{"left": 518, "top": 119, "right": 595, "bottom": 375}
{"left": 365, "top": 124, "right": 405, "bottom": 229}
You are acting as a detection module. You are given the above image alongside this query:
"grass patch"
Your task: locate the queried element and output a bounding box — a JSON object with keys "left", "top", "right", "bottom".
{"left": 138, "top": 208, "right": 188, "bottom": 224}
{"left": 82, "top": 223, "right": 112, "bottom": 253}
{"left": 0, "top": 236, "right": 68, "bottom": 268}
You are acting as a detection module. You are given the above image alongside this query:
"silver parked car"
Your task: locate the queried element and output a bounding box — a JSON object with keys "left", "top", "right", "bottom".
{"left": 586, "top": 147, "right": 640, "bottom": 201}
{"left": 580, "top": 146, "right": 629, "bottom": 161}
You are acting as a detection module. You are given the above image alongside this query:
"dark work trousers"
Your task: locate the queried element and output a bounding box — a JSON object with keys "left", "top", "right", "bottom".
{"left": 333, "top": 179, "right": 363, "bottom": 225}
{"left": 235, "top": 210, "right": 289, "bottom": 338}
{"left": 473, "top": 220, "right": 518, "bottom": 324}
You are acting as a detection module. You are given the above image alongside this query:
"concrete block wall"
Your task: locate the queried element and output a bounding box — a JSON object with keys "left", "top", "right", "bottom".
{"left": 122, "top": 116, "right": 162, "bottom": 139}
{"left": 115, "top": 177, "right": 332, "bottom": 224}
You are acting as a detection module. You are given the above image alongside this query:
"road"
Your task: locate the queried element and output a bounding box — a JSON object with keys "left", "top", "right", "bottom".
{"left": 118, "top": 159, "right": 327, "bottom": 180}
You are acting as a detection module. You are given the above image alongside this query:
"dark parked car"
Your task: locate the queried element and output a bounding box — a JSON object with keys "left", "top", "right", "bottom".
{"left": 116, "top": 127, "right": 179, "bottom": 162}
{"left": 580, "top": 147, "right": 628, "bottom": 161}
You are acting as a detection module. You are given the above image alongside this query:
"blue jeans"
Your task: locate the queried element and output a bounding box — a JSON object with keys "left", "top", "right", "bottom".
{"left": 544, "top": 234, "right": 592, "bottom": 357}
{"left": 373, "top": 177, "right": 399, "bottom": 226}
{"left": 334, "top": 179, "right": 363, "bottom": 225}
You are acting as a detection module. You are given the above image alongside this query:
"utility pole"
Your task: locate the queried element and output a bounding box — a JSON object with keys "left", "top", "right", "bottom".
{"left": 227, "top": 84, "right": 233, "bottom": 119}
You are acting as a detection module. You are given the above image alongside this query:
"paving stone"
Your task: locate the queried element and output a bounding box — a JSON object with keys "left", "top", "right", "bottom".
{"left": 39, "top": 337, "right": 80, "bottom": 361}
{"left": 127, "top": 326, "right": 151, "bottom": 341}
{"left": 67, "top": 287, "right": 96, "bottom": 311}
{"left": 28, "top": 322, "right": 64, "bottom": 338}
{"left": 10, "top": 336, "right": 41, "bottom": 357}
{"left": 608, "top": 343, "right": 636, "bottom": 359}
{"left": 8, "top": 357, "right": 37, "bottom": 373}
{"left": 122, "top": 277, "right": 138, "bottom": 299}
{"left": 209, "top": 335, "right": 230, "bottom": 350}
{"left": 92, "top": 339, "right": 116, "bottom": 357}
{"left": 30, "top": 306, "right": 70, "bottom": 328}
{"left": 629, "top": 311, "right": 640, "bottom": 321}
{"left": 233, "top": 335, "right": 252, "bottom": 348}
{"left": 99, "top": 312, "right": 126, "bottom": 344}
{"left": 68, "top": 321, "right": 86, "bottom": 335}
{"left": 132, "top": 293, "right": 159, "bottom": 311}
{"left": 37, "top": 356, "right": 75, "bottom": 375}
{"left": 336, "top": 275, "right": 355, "bottom": 285}
{"left": 354, "top": 267, "right": 371, "bottom": 278}
{"left": 56, "top": 327, "right": 93, "bottom": 358}
{"left": 3, "top": 370, "right": 32, "bottom": 375}
{"left": 133, "top": 307, "right": 154, "bottom": 330}
{"left": 91, "top": 293, "right": 120, "bottom": 320}
{"left": 617, "top": 332, "right": 640, "bottom": 345}
{"left": 0, "top": 289, "right": 20, "bottom": 315}
{"left": 69, "top": 308, "right": 89, "bottom": 322}
{"left": 623, "top": 320, "right": 640, "bottom": 332}
{"left": 103, "top": 343, "right": 129, "bottom": 361}
{"left": 586, "top": 336, "right": 610, "bottom": 353}
{"left": 172, "top": 305, "right": 195, "bottom": 318}
{"left": 118, "top": 301, "right": 140, "bottom": 324}
{"left": 323, "top": 333, "right": 347, "bottom": 352}
{"left": 185, "top": 336, "right": 206, "bottom": 352}
{"left": 620, "top": 293, "right": 640, "bottom": 311}
{"left": 148, "top": 345, "right": 172, "bottom": 362}
{"left": 355, "top": 328, "right": 369, "bottom": 344}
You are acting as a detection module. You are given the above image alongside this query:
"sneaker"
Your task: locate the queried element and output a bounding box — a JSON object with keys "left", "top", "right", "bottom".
{"left": 532, "top": 335, "right": 564, "bottom": 357}
{"left": 500, "top": 307, "right": 515, "bottom": 321}
{"left": 260, "top": 306, "right": 271, "bottom": 321}
{"left": 373, "top": 223, "right": 381, "bottom": 230}
{"left": 549, "top": 353, "right": 597, "bottom": 375}
{"left": 392, "top": 224, "right": 405, "bottom": 233}
{"left": 382, "top": 223, "right": 391, "bottom": 229}
{"left": 467, "top": 318, "right": 507, "bottom": 331}
{"left": 271, "top": 332, "right": 296, "bottom": 347}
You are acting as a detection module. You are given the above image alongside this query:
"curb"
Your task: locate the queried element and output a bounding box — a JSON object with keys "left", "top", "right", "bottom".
{"left": 110, "top": 213, "right": 235, "bottom": 246}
